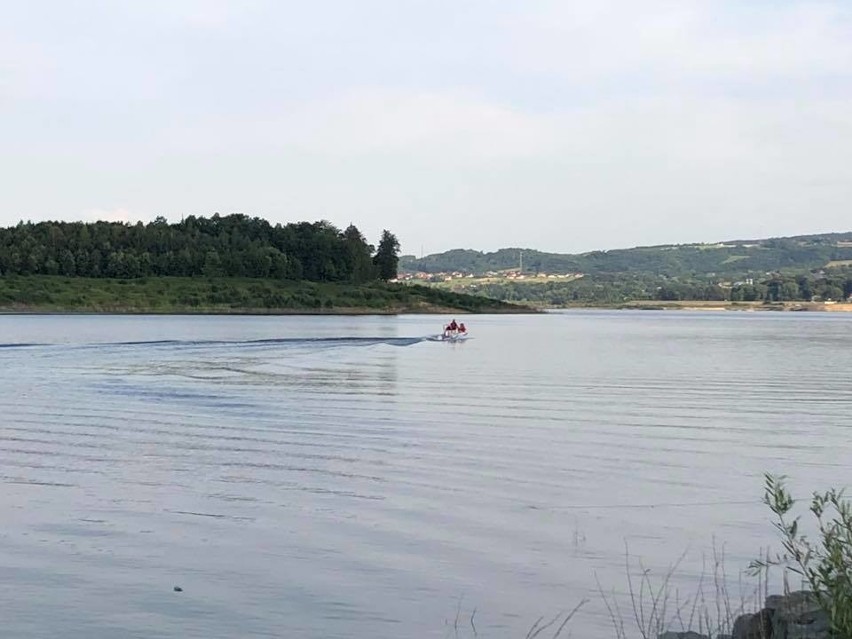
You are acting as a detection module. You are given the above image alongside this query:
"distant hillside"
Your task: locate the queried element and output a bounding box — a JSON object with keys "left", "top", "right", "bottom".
{"left": 401, "top": 232, "right": 852, "bottom": 278}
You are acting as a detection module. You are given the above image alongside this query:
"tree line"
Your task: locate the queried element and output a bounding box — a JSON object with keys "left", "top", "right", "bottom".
{"left": 463, "top": 271, "right": 852, "bottom": 306}
{"left": 0, "top": 215, "right": 400, "bottom": 282}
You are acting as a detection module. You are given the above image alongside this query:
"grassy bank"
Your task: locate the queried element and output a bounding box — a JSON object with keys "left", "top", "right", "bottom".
{"left": 0, "top": 276, "right": 533, "bottom": 314}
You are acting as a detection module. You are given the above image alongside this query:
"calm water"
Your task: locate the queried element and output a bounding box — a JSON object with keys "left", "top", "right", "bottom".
{"left": 1, "top": 311, "right": 850, "bottom": 638}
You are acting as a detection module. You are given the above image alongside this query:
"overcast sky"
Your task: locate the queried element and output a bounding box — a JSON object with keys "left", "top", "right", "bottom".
{"left": 2, "top": 1, "right": 851, "bottom": 255}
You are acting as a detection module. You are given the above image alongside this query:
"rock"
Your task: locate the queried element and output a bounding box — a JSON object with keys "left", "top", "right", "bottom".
{"left": 173, "top": 586, "right": 183, "bottom": 592}
{"left": 730, "top": 591, "right": 829, "bottom": 639}
{"left": 664, "top": 592, "right": 830, "bottom": 639}
{"left": 732, "top": 608, "right": 773, "bottom": 639}
{"left": 772, "top": 591, "right": 829, "bottom": 639}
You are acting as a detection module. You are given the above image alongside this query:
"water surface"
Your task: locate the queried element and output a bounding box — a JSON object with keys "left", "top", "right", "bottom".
{"left": 1, "top": 311, "right": 850, "bottom": 638}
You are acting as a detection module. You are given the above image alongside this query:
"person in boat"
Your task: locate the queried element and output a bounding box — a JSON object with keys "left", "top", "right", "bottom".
{"left": 458, "top": 322, "right": 466, "bottom": 333}
{"left": 443, "top": 319, "right": 459, "bottom": 338}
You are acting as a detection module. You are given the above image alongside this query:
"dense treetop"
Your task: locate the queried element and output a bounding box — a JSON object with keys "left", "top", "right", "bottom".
{"left": 0, "top": 215, "right": 400, "bottom": 282}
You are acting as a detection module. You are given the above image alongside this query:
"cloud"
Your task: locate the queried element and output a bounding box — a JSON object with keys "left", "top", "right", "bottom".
{"left": 0, "top": 32, "right": 55, "bottom": 100}
{"left": 504, "top": 1, "right": 852, "bottom": 83}
{"left": 1, "top": 1, "right": 850, "bottom": 252}
{"left": 149, "top": 88, "right": 559, "bottom": 165}
{"left": 44, "top": 80, "right": 852, "bottom": 253}
{"left": 140, "top": 0, "right": 260, "bottom": 32}
{"left": 288, "top": 90, "right": 558, "bottom": 161}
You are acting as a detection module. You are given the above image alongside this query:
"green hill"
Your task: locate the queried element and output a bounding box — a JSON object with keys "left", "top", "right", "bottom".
{"left": 401, "top": 232, "right": 852, "bottom": 278}
{"left": 401, "top": 232, "right": 852, "bottom": 307}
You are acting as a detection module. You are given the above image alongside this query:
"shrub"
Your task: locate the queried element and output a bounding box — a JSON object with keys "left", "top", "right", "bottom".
{"left": 750, "top": 474, "right": 852, "bottom": 637}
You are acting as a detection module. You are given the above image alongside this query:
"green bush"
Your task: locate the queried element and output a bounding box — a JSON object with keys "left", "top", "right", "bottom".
{"left": 751, "top": 474, "right": 852, "bottom": 637}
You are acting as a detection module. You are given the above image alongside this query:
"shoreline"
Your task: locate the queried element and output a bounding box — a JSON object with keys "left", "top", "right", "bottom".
{"left": 4, "top": 300, "right": 850, "bottom": 315}
{"left": 549, "top": 300, "right": 852, "bottom": 312}
{"left": 0, "top": 276, "right": 537, "bottom": 316}
{"left": 0, "top": 305, "right": 536, "bottom": 316}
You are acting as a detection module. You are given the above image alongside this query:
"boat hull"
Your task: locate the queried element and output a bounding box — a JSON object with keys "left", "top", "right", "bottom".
{"left": 428, "top": 332, "right": 470, "bottom": 342}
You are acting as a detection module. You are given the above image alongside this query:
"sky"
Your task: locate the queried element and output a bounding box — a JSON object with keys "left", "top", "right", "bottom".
{"left": 1, "top": 1, "right": 851, "bottom": 255}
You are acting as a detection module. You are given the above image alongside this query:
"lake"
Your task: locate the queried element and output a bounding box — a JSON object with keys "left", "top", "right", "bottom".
{"left": 1, "top": 311, "right": 850, "bottom": 638}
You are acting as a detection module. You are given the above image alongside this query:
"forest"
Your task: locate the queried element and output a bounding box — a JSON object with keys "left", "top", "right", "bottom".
{"left": 0, "top": 215, "right": 400, "bottom": 283}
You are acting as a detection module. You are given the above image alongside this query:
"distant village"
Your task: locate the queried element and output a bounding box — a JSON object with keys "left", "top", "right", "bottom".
{"left": 397, "top": 269, "right": 584, "bottom": 284}
{"left": 395, "top": 268, "right": 852, "bottom": 304}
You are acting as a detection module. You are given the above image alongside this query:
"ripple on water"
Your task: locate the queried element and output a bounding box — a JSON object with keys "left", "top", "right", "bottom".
{"left": 0, "top": 312, "right": 851, "bottom": 638}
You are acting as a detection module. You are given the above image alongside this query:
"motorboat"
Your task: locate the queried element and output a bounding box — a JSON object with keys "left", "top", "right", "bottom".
{"left": 429, "top": 328, "right": 470, "bottom": 342}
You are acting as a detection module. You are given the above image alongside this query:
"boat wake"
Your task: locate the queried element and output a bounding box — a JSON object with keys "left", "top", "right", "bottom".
{"left": 109, "top": 336, "right": 427, "bottom": 348}
{"left": 0, "top": 333, "right": 475, "bottom": 353}
{"left": 0, "top": 336, "right": 435, "bottom": 351}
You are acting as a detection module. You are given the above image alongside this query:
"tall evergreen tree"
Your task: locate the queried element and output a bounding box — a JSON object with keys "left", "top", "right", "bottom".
{"left": 373, "top": 230, "right": 400, "bottom": 281}
{"left": 343, "top": 224, "right": 376, "bottom": 283}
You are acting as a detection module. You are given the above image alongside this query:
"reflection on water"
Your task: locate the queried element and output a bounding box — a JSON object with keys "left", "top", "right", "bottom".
{"left": 0, "top": 312, "right": 851, "bottom": 638}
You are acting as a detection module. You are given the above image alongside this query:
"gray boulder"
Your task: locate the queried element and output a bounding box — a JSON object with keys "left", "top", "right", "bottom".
{"left": 658, "top": 632, "right": 711, "bottom": 639}
{"left": 729, "top": 591, "right": 830, "bottom": 639}
{"left": 771, "top": 591, "right": 830, "bottom": 639}
{"left": 732, "top": 608, "right": 773, "bottom": 639}
{"left": 662, "top": 591, "right": 830, "bottom": 639}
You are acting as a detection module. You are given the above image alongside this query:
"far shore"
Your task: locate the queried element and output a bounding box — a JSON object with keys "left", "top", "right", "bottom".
{"left": 553, "top": 300, "right": 852, "bottom": 312}
{"left": 5, "top": 300, "right": 852, "bottom": 315}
